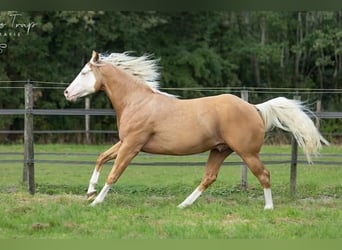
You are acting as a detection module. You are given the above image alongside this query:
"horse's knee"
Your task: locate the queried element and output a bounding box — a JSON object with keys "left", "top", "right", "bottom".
{"left": 95, "top": 152, "right": 110, "bottom": 171}
{"left": 96, "top": 153, "right": 105, "bottom": 166}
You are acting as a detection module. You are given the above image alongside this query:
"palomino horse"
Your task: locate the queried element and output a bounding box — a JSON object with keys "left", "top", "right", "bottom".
{"left": 64, "top": 51, "right": 329, "bottom": 209}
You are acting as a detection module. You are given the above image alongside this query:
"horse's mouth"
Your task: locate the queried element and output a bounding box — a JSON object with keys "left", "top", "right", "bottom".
{"left": 65, "top": 94, "right": 79, "bottom": 102}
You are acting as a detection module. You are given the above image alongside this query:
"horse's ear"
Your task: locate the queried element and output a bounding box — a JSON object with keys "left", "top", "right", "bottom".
{"left": 91, "top": 50, "right": 99, "bottom": 63}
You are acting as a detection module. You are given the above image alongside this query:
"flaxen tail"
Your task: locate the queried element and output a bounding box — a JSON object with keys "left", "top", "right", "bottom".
{"left": 255, "top": 97, "right": 329, "bottom": 163}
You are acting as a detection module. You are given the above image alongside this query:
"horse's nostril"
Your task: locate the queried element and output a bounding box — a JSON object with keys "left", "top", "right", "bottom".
{"left": 64, "top": 90, "right": 68, "bottom": 95}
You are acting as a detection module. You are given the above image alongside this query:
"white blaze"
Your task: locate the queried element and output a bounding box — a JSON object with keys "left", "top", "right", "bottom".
{"left": 64, "top": 64, "right": 96, "bottom": 101}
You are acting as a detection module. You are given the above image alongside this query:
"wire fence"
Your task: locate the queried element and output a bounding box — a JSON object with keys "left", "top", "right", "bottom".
{"left": 0, "top": 80, "right": 341, "bottom": 143}
{"left": 0, "top": 79, "right": 341, "bottom": 139}
{"left": 1, "top": 80, "right": 341, "bottom": 195}
{"left": 1, "top": 151, "right": 342, "bottom": 166}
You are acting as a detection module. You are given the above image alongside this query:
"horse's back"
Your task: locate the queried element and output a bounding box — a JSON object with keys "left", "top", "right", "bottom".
{"left": 186, "top": 94, "right": 262, "bottom": 126}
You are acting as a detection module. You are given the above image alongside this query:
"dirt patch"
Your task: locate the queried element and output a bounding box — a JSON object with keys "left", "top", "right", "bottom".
{"left": 31, "top": 222, "right": 50, "bottom": 230}
{"left": 299, "top": 196, "right": 338, "bottom": 208}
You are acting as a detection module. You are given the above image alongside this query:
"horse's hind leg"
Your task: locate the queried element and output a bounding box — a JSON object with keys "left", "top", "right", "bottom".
{"left": 87, "top": 141, "right": 122, "bottom": 200}
{"left": 178, "top": 149, "right": 232, "bottom": 208}
{"left": 240, "top": 153, "right": 274, "bottom": 210}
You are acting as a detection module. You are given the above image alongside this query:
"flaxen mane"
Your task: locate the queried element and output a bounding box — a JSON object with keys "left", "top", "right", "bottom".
{"left": 99, "top": 52, "right": 160, "bottom": 90}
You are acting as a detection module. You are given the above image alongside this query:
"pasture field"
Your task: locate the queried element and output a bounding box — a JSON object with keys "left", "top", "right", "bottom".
{"left": 0, "top": 144, "right": 341, "bottom": 239}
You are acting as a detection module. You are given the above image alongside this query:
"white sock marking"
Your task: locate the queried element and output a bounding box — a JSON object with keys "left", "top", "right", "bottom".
{"left": 87, "top": 169, "right": 100, "bottom": 194}
{"left": 89, "top": 183, "right": 111, "bottom": 207}
{"left": 263, "top": 188, "right": 274, "bottom": 210}
{"left": 177, "top": 188, "right": 202, "bottom": 209}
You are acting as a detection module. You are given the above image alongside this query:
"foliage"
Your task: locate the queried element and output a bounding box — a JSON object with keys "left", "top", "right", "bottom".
{"left": 0, "top": 11, "right": 341, "bottom": 142}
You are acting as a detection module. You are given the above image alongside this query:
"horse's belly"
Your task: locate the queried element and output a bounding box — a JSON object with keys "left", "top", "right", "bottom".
{"left": 141, "top": 132, "right": 220, "bottom": 155}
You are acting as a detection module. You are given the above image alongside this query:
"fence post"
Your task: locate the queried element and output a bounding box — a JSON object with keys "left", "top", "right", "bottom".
{"left": 240, "top": 89, "right": 248, "bottom": 189}
{"left": 85, "top": 97, "right": 90, "bottom": 144}
{"left": 23, "top": 80, "right": 35, "bottom": 194}
{"left": 316, "top": 99, "right": 321, "bottom": 129}
{"left": 290, "top": 94, "right": 300, "bottom": 196}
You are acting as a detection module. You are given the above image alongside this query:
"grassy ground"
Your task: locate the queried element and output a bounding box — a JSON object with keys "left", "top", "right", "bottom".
{"left": 0, "top": 144, "right": 341, "bottom": 239}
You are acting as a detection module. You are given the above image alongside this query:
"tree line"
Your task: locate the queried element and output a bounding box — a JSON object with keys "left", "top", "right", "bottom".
{"left": 0, "top": 11, "right": 341, "bottom": 143}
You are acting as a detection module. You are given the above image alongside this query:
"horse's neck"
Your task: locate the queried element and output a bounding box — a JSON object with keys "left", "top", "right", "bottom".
{"left": 103, "top": 66, "right": 152, "bottom": 119}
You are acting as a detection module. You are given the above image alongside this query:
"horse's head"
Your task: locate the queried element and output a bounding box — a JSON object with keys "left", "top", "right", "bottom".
{"left": 64, "top": 51, "right": 102, "bottom": 102}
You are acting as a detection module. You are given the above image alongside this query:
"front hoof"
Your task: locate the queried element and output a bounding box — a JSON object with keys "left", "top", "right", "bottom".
{"left": 177, "top": 203, "right": 188, "bottom": 209}
{"left": 88, "top": 201, "right": 97, "bottom": 207}
{"left": 264, "top": 205, "right": 274, "bottom": 210}
{"left": 86, "top": 191, "right": 97, "bottom": 201}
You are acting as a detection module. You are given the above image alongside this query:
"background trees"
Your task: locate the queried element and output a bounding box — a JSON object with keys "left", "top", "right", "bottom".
{"left": 0, "top": 11, "right": 341, "bottom": 142}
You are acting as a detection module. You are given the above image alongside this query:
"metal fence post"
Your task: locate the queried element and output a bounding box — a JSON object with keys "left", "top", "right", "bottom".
{"left": 23, "top": 80, "right": 35, "bottom": 194}
{"left": 290, "top": 94, "right": 300, "bottom": 196}
{"left": 85, "top": 97, "right": 90, "bottom": 144}
{"left": 316, "top": 99, "right": 321, "bottom": 129}
{"left": 240, "top": 89, "right": 248, "bottom": 189}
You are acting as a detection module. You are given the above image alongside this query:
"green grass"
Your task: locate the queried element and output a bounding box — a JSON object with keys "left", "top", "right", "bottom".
{"left": 0, "top": 144, "right": 341, "bottom": 239}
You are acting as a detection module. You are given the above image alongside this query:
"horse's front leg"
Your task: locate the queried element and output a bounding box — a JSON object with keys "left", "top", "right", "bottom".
{"left": 87, "top": 141, "right": 122, "bottom": 200}
{"left": 89, "top": 141, "right": 141, "bottom": 206}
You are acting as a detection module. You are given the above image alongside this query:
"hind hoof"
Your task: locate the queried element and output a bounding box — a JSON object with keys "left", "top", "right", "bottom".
{"left": 86, "top": 191, "right": 97, "bottom": 201}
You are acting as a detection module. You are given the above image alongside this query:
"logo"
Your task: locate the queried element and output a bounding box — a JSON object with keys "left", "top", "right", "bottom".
{"left": 0, "top": 43, "right": 7, "bottom": 54}
{"left": 0, "top": 11, "right": 37, "bottom": 54}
